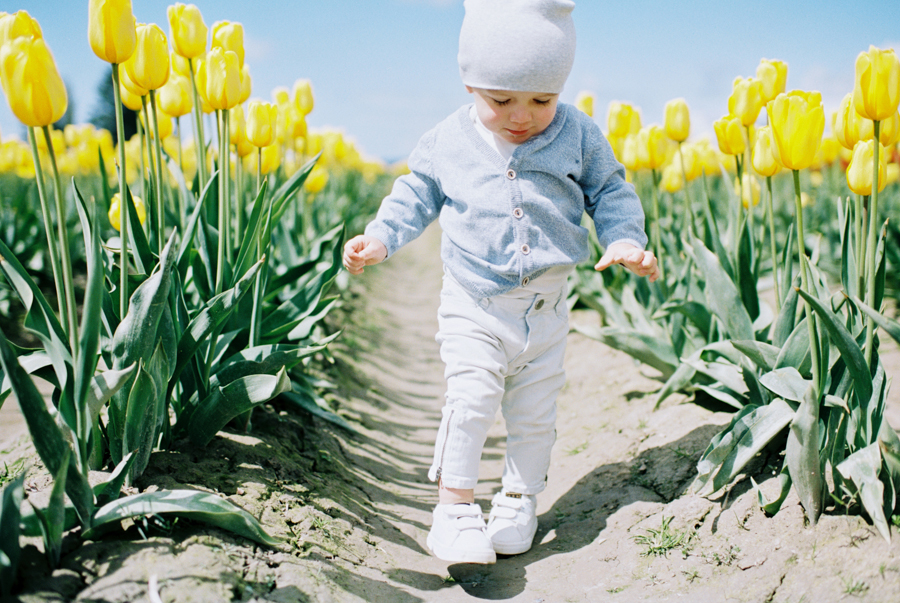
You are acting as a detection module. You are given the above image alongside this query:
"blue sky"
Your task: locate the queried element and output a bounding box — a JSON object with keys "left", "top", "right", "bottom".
{"left": 1, "top": 0, "right": 899, "bottom": 162}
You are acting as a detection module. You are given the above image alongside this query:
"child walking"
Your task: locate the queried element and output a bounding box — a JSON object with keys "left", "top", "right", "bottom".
{"left": 343, "top": 0, "right": 659, "bottom": 564}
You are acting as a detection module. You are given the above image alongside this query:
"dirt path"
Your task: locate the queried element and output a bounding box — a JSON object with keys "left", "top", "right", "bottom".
{"left": 4, "top": 223, "right": 900, "bottom": 602}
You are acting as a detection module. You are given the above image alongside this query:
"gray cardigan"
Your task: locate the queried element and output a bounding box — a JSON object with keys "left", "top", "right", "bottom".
{"left": 365, "top": 102, "right": 648, "bottom": 298}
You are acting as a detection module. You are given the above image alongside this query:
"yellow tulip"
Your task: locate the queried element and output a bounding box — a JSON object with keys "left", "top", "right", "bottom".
{"left": 124, "top": 23, "right": 169, "bottom": 92}
{"left": 767, "top": 91, "right": 825, "bottom": 171}
{"left": 620, "top": 133, "right": 642, "bottom": 172}
{"left": 752, "top": 126, "right": 779, "bottom": 177}
{"left": 607, "top": 101, "right": 640, "bottom": 138}
{"left": 0, "top": 36, "right": 67, "bottom": 128}
{"left": 290, "top": 110, "right": 308, "bottom": 140}
{"left": 304, "top": 165, "right": 329, "bottom": 194}
{"left": 879, "top": 111, "right": 900, "bottom": 146}
{"left": 661, "top": 161, "right": 683, "bottom": 193}
{"left": 141, "top": 104, "right": 172, "bottom": 139}
{"left": 205, "top": 47, "right": 241, "bottom": 111}
{"left": 88, "top": 0, "right": 136, "bottom": 64}
{"left": 159, "top": 72, "right": 192, "bottom": 117}
{"left": 240, "top": 64, "right": 252, "bottom": 104}
{"left": 272, "top": 86, "right": 290, "bottom": 107}
{"left": 193, "top": 57, "right": 214, "bottom": 114}
{"left": 170, "top": 51, "right": 191, "bottom": 77}
{"left": 119, "top": 61, "right": 147, "bottom": 97}
{"left": 664, "top": 98, "right": 690, "bottom": 142}
{"left": 713, "top": 114, "right": 745, "bottom": 155}
{"left": 853, "top": 45, "right": 900, "bottom": 122}
{"left": 636, "top": 125, "right": 669, "bottom": 170}
{"left": 0, "top": 10, "right": 42, "bottom": 47}
{"left": 574, "top": 90, "right": 594, "bottom": 117}
{"left": 728, "top": 76, "right": 765, "bottom": 127}
{"left": 211, "top": 21, "right": 244, "bottom": 67}
{"left": 108, "top": 191, "right": 146, "bottom": 231}
{"left": 676, "top": 143, "right": 702, "bottom": 181}
{"left": 292, "top": 79, "right": 314, "bottom": 116}
{"left": 833, "top": 92, "right": 870, "bottom": 150}
{"left": 246, "top": 100, "right": 278, "bottom": 148}
{"left": 167, "top": 3, "right": 207, "bottom": 59}
{"left": 229, "top": 105, "right": 245, "bottom": 145}
{"left": 119, "top": 80, "right": 144, "bottom": 111}
{"left": 735, "top": 173, "right": 761, "bottom": 208}
{"left": 756, "top": 58, "right": 788, "bottom": 104}
{"left": 846, "top": 139, "right": 888, "bottom": 196}
{"left": 258, "top": 142, "right": 280, "bottom": 174}
{"left": 816, "top": 134, "right": 841, "bottom": 167}
{"left": 886, "top": 161, "right": 899, "bottom": 186}
{"left": 695, "top": 138, "right": 721, "bottom": 175}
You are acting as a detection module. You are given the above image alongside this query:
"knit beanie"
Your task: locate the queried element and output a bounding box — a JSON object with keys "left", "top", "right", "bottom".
{"left": 458, "top": 0, "right": 576, "bottom": 94}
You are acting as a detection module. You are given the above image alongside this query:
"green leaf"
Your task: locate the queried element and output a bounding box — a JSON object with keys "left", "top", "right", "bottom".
{"left": 0, "top": 333, "right": 93, "bottom": 526}
{"left": 575, "top": 325, "right": 677, "bottom": 379}
{"left": 123, "top": 184, "right": 153, "bottom": 276}
{"left": 92, "top": 452, "right": 136, "bottom": 507}
{"left": 737, "top": 217, "right": 760, "bottom": 321}
{"left": 693, "top": 399, "right": 794, "bottom": 494}
{"left": 0, "top": 474, "right": 24, "bottom": 596}
{"left": 752, "top": 460, "right": 792, "bottom": 515}
{"left": 32, "top": 448, "right": 69, "bottom": 568}
{"left": 840, "top": 199, "right": 858, "bottom": 299}
{"left": 837, "top": 443, "right": 891, "bottom": 542}
{"left": 177, "top": 170, "right": 218, "bottom": 275}
{"left": 270, "top": 153, "right": 321, "bottom": 223}
{"left": 684, "top": 236, "right": 755, "bottom": 341}
{"left": 760, "top": 367, "right": 811, "bottom": 402}
{"left": 186, "top": 368, "right": 291, "bottom": 447}
{"left": 774, "top": 316, "right": 811, "bottom": 374}
{"left": 84, "top": 489, "right": 281, "bottom": 547}
{"left": 281, "top": 390, "right": 357, "bottom": 433}
{"left": 231, "top": 181, "right": 269, "bottom": 287}
{"left": 785, "top": 383, "right": 824, "bottom": 524}
{"left": 122, "top": 362, "right": 159, "bottom": 480}
{"left": 731, "top": 340, "right": 781, "bottom": 372}
{"left": 797, "top": 288, "right": 872, "bottom": 408}
{"left": 854, "top": 296, "right": 900, "bottom": 347}
{"left": 772, "top": 275, "right": 801, "bottom": 348}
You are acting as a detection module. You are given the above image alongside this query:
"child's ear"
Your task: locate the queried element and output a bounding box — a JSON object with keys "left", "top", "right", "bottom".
{"left": 465, "top": 85, "right": 473, "bottom": 94}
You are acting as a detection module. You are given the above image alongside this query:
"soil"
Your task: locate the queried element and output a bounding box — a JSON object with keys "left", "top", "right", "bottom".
{"left": 2, "top": 223, "right": 900, "bottom": 603}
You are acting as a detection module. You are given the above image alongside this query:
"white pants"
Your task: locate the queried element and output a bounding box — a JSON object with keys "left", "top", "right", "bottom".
{"left": 427, "top": 273, "right": 569, "bottom": 495}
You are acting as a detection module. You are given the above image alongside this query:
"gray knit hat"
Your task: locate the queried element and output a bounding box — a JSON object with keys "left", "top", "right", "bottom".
{"left": 458, "top": 0, "right": 576, "bottom": 94}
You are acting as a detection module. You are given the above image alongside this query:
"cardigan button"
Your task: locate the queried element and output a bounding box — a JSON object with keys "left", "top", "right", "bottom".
{"left": 522, "top": 277, "right": 530, "bottom": 286}
{"left": 513, "top": 208, "right": 524, "bottom": 218}
{"left": 535, "top": 299, "right": 545, "bottom": 310}
{"left": 506, "top": 169, "right": 517, "bottom": 180}
{"left": 520, "top": 244, "right": 531, "bottom": 255}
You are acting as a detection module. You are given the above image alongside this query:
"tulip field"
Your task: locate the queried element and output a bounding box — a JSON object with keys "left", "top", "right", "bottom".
{"left": 1, "top": 1, "right": 899, "bottom": 600}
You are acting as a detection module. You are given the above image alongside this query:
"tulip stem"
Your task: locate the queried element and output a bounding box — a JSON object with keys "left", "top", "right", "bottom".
{"left": 40, "top": 126, "right": 79, "bottom": 351}
{"left": 224, "top": 110, "right": 232, "bottom": 266}
{"left": 864, "top": 121, "right": 881, "bottom": 369}
{"left": 793, "top": 169, "right": 821, "bottom": 394}
{"left": 677, "top": 141, "right": 695, "bottom": 235}
{"left": 26, "top": 128, "right": 68, "bottom": 339}
{"left": 650, "top": 168, "right": 665, "bottom": 284}
{"left": 257, "top": 148, "right": 262, "bottom": 193}
{"left": 111, "top": 65, "right": 131, "bottom": 317}
{"left": 765, "top": 175, "right": 780, "bottom": 312}
{"left": 187, "top": 58, "right": 208, "bottom": 192}
{"left": 149, "top": 91, "right": 167, "bottom": 255}
{"left": 176, "top": 118, "right": 185, "bottom": 231}
{"left": 856, "top": 194, "right": 867, "bottom": 295}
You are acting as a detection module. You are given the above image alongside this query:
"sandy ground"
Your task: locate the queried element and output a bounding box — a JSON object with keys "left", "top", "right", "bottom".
{"left": 2, "top": 223, "right": 900, "bottom": 602}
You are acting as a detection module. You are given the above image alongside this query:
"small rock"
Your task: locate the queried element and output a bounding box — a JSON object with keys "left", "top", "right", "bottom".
{"left": 738, "top": 557, "right": 766, "bottom": 570}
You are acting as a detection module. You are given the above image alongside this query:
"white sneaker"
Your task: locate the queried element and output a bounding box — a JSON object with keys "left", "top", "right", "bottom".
{"left": 486, "top": 491, "right": 537, "bottom": 555}
{"left": 426, "top": 503, "right": 497, "bottom": 564}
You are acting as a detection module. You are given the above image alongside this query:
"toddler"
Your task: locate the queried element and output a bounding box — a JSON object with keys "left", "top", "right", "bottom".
{"left": 343, "top": 0, "right": 659, "bottom": 564}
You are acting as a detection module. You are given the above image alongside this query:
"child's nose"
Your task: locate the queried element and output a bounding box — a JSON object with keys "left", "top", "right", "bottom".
{"left": 509, "top": 108, "right": 530, "bottom": 123}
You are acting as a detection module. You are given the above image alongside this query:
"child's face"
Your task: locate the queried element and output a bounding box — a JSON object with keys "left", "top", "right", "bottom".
{"left": 467, "top": 87, "right": 559, "bottom": 144}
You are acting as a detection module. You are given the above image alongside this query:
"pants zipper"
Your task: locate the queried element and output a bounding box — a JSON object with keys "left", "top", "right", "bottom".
{"left": 435, "top": 408, "right": 455, "bottom": 483}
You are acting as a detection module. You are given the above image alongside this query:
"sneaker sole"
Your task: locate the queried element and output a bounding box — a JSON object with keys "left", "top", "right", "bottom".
{"left": 426, "top": 534, "right": 497, "bottom": 564}
{"left": 489, "top": 524, "right": 537, "bottom": 556}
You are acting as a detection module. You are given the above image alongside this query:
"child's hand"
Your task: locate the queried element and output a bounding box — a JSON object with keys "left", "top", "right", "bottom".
{"left": 594, "top": 242, "right": 660, "bottom": 282}
{"left": 343, "top": 235, "right": 388, "bottom": 275}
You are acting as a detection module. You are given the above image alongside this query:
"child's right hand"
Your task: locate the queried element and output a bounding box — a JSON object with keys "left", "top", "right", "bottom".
{"left": 342, "top": 235, "right": 388, "bottom": 275}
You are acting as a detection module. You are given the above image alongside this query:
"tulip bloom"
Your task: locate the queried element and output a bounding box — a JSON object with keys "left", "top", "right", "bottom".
{"left": 752, "top": 126, "right": 779, "bottom": 177}
{"left": 258, "top": 142, "right": 280, "bottom": 174}
{"left": 170, "top": 51, "right": 191, "bottom": 77}
{"left": 119, "top": 80, "right": 144, "bottom": 111}
{"left": 607, "top": 101, "right": 640, "bottom": 138}
{"left": 661, "top": 162, "right": 683, "bottom": 193}
{"left": 735, "top": 173, "right": 761, "bottom": 208}
{"left": 167, "top": 3, "right": 207, "bottom": 59}
{"left": 728, "top": 77, "right": 765, "bottom": 127}
{"left": 0, "top": 37, "right": 67, "bottom": 128}
{"left": 677, "top": 143, "right": 702, "bottom": 181}
{"left": 768, "top": 91, "right": 825, "bottom": 171}
{"left": 664, "top": 98, "right": 690, "bottom": 142}
{"left": 636, "top": 125, "right": 669, "bottom": 170}
{"left": 833, "top": 92, "right": 870, "bottom": 150}
{"left": 124, "top": 23, "right": 169, "bottom": 91}
{"left": 246, "top": 100, "right": 278, "bottom": 147}
{"left": 846, "top": 140, "right": 888, "bottom": 196}
{"left": 291, "top": 79, "right": 314, "bottom": 116}
{"left": 240, "top": 64, "right": 252, "bottom": 104}
{"left": 853, "top": 46, "right": 900, "bottom": 122}
{"left": 192, "top": 57, "right": 214, "bottom": 114}
{"left": 713, "top": 115, "right": 745, "bottom": 155}
{"left": 695, "top": 138, "right": 720, "bottom": 175}
{"left": 108, "top": 191, "right": 146, "bottom": 231}
{"left": 88, "top": 0, "right": 136, "bottom": 64}
{"left": 205, "top": 47, "right": 242, "bottom": 111}
{"left": 304, "top": 165, "right": 329, "bottom": 194}
{"left": 574, "top": 91, "right": 594, "bottom": 117}
{"left": 211, "top": 21, "right": 244, "bottom": 67}
{"left": 229, "top": 105, "right": 246, "bottom": 145}
{"left": 756, "top": 58, "right": 788, "bottom": 104}
{"left": 159, "top": 72, "right": 192, "bottom": 117}
{"left": 0, "top": 10, "right": 42, "bottom": 47}
{"left": 620, "top": 133, "right": 642, "bottom": 172}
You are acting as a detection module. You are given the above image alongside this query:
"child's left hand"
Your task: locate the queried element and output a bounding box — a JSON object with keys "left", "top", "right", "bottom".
{"left": 594, "top": 242, "right": 660, "bottom": 282}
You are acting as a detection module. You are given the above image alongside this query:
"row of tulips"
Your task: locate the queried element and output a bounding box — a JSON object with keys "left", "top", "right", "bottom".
{"left": 571, "top": 47, "right": 900, "bottom": 540}
{"left": 0, "top": 2, "right": 393, "bottom": 591}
